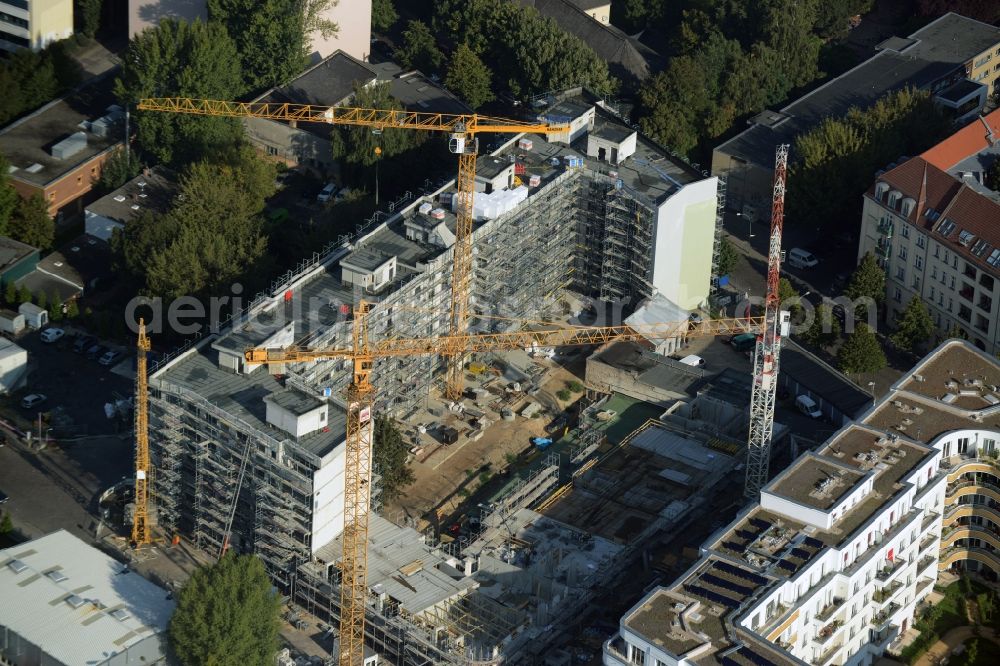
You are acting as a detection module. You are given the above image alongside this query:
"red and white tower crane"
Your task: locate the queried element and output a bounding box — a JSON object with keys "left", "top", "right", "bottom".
{"left": 745, "top": 144, "right": 791, "bottom": 498}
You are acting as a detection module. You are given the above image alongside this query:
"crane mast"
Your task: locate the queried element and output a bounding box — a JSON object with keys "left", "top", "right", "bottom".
{"left": 131, "top": 318, "right": 152, "bottom": 546}
{"left": 745, "top": 145, "right": 790, "bottom": 498}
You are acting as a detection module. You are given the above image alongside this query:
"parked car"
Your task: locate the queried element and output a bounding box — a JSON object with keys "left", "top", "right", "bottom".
{"left": 795, "top": 395, "right": 823, "bottom": 418}
{"left": 40, "top": 327, "right": 64, "bottom": 343}
{"left": 0, "top": 489, "right": 8, "bottom": 504}
{"left": 729, "top": 332, "right": 757, "bottom": 352}
{"left": 21, "top": 393, "right": 46, "bottom": 409}
{"left": 74, "top": 334, "right": 97, "bottom": 353}
{"left": 316, "top": 182, "right": 337, "bottom": 203}
{"left": 787, "top": 248, "right": 819, "bottom": 269}
{"left": 87, "top": 344, "right": 107, "bottom": 360}
{"left": 99, "top": 350, "right": 122, "bottom": 366}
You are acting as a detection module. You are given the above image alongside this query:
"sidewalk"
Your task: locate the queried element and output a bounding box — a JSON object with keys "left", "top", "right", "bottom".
{"left": 914, "top": 626, "right": 999, "bottom": 666}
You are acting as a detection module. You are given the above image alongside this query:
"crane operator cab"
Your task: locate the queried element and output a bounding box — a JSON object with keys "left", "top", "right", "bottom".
{"left": 449, "top": 132, "right": 478, "bottom": 155}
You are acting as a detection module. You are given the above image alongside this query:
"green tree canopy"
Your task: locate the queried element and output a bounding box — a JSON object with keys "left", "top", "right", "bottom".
{"left": 208, "top": 0, "right": 337, "bottom": 92}
{"left": 97, "top": 147, "right": 142, "bottom": 194}
{"left": 789, "top": 88, "right": 950, "bottom": 234}
{"left": 716, "top": 235, "right": 739, "bottom": 277}
{"left": 116, "top": 19, "right": 245, "bottom": 166}
{"left": 10, "top": 195, "right": 54, "bottom": 250}
{"left": 374, "top": 416, "right": 415, "bottom": 502}
{"left": 0, "top": 42, "right": 80, "bottom": 126}
{"left": 0, "top": 154, "right": 18, "bottom": 237}
{"left": 396, "top": 20, "right": 444, "bottom": 74}
{"left": 891, "top": 297, "right": 935, "bottom": 354}
{"left": 113, "top": 148, "right": 274, "bottom": 298}
{"left": 837, "top": 323, "right": 887, "bottom": 375}
{"left": 75, "top": 0, "right": 103, "bottom": 38}
{"left": 433, "top": 0, "right": 614, "bottom": 97}
{"left": 372, "top": 0, "right": 398, "bottom": 32}
{"left": 845, "top": 252, "right": 886, "bottom": 320}
{"left": 331, "top": 82, "right": 427, "bottom": 169}
{"left": 168, "top": 554, "right": 281, "bottom": 666}
{"left": 445, "top": 44, "right": 494, "bottom": 110}
{"left": 799, "top": 303, "right": 841, "bottom": 348}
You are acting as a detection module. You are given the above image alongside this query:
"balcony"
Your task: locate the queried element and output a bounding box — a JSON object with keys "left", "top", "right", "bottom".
{"left": 919, "top": 533, "right": 937, "bottom": 553}
{"left": 814, "top": 620, "right": 843, "bottom": 645}
{"left": 918, "top": 554, "right": 936, "bottom": 573}
{"left": 873, "top": 581, "right": 903, "bottom": 605}
{"left": 876, "top": 557, "right": 908, "bottom": 582}
{"left": 816, "top": 640, "right": 844, "bottom": 666}
{"left": 871, "top": 602, "right": 901, "bottom": 629}
{"left": 877, "top": 220, "right": 894, "bottom": 237}
{"left": 916, "top": 577, "right": 934, "bottom": 596}
{"left": 816, "top": 597, "right": 846, "bottom": 623}
{"left": 922, "top": 511, "right": 940, "bottom": 531}
{"left": 978, "top": 296, "right": 993, "bottom": 313}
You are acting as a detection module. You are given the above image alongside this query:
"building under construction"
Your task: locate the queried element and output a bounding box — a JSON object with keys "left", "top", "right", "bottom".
{"left": 148, "top": 93, "right": 723, "bottom": 663}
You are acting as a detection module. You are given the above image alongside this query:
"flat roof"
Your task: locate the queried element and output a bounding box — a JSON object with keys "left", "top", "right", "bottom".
{"left": 0, "top": 76, "right": 122, "bottom": 187}
{"left": 780, "top": 340, "right": 873, "bottom": 418}
{"left": 592, "top": 123, "right": 634, "bottom": 143}
{"left": 0, "top": 530, "right": 174, "bottom": 666}
{"left": 767, "top": 454, "right": 865, "bottom": 510}
{"left": 342, "top": 248, "right": 394, "bottom": 272}
{"left": 0, "top": 236, "right": 37, "bottom": 272}
{"left": 264, "top": 389, "right": 324, "bottom": 416}
{"left": 715, "top": 13, "right": 1000, "bottom": 168}
{"left": 162, "top": 351, "right": 346, "bottom": 458}
{"left": 259, "top": 50, "right": 376, "bottom": 107}
{"left": 85, "top": 167, "right": 177, "bottom": 223}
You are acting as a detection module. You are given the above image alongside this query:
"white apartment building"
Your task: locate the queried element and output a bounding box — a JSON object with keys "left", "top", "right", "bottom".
{"left": 857, "top": 110, "right": 1000, "bottom": 355}
{"left": 0, "top": 0, "right": 72, "bottom": 52}
{"left": 605, "top": 339, "right": 1000, "bottom": 666}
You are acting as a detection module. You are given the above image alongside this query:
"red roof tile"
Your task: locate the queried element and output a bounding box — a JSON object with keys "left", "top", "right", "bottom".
{"left": 869, "top": 157, "right": 1000, "bottom": 272}
{"left": 921, "top": 109, "right": 1000, "bottom": 170}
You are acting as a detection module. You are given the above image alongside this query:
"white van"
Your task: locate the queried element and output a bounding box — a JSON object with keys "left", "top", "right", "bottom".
{"left": 317, "top": 183, "right": 337, "bottom": 203}
{"left": 787, "top": 248, "right": 819, "bottom": 269}
{"left": 795, "top": 395, "right": 822, "bottom": 418}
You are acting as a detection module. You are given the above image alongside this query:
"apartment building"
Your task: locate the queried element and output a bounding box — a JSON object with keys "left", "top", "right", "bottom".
{"left": 128, "top": 0, "right": 372, "bottom": 63}
{"left": 713, "top": 12, "right": 1000, "bottom": 218}
{"left": 0, "top": 0, "right": 72, "bottom": 52}
{"left": 857, "top": 110, "right": 1000, "bottom": 354}
{"left": 605, "top": 339, "right": 1000, "bottom": 666}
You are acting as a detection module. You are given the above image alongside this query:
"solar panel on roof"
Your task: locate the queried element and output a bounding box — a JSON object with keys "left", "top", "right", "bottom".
{"left": 804, "top": 536, "right": 824, "bottom": 549}
{"left": 790, "top": 547, "right": 811, "bottom": 560}
{"left": 749, "top": 517, "right": 771, "bottom": 530}
{"left": 702, "top": 573, "right": 753, "bottom": 596}
{"left": 777, "top": 559, "right": 797, "bottom": 572}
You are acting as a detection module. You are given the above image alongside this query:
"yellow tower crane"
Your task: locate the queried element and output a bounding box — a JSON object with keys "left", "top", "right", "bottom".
{"left": 245, "top": 305, "right": 764, "bottom": 666}
{"left": 131, "top": 318, "right": 152, "bottom": 547}
{"left": 136, "top": 98, "right": 567, "bottom": 401}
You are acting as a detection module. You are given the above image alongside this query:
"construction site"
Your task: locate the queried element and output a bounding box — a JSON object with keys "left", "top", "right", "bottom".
{"left": 127, "top": 92, "right": 791, "bottom": 666}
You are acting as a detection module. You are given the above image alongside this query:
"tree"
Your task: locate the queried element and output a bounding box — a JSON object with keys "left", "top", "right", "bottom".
{"left": 396, "top": 20, "right": 444, "bottom": 74}
{"left": 97, "top": 147, "right": 142, "bottom": 194}
{"left": 168, "top": 554, "right": 280, "bottom": 666}
{"left": 115, "top": 19, "right": 244, "bottom": 165}
{"left": 35, "top": 291, "right": 47, "bottom": 311}
{"left": 16, "top": 285, "right": 30, "bottom": 306}
{"left": 332, "top": 82, "right": 426, "bottom": 169}
{"left": 945, "top": 324, "right": 969, "bottom": 341}
{"left": 49, "top": 291, "right": 63, "bottom": 322}
{"left": 845, "top": 252, "right": 885, "bottom": 319}
{"left": 75, "top": 0, "right": 103, "bottom": 38}
{"left": 372, "top": 0, "right": 398, "bottom": 32}
{"left": 445, "top": 44, "right": 494, "bottom": 110}
{"left": 208, "top": 0, "right": 337, "bottom": 92}
{"left": 891, "top": 297, "right": 934, "bottom": 354}
{"left": 0, "top": 154, "right": 18, "bottom": 236}
{"left": 0, "top": 511, "right": 12, "bottom": 537}
{"left": 9, "top": 195, "right": 54, "bottom": 250}
{"left": 3, "top": 281, "right": 15, "bottom": 305}
{"left": 778, "top": 277, "right": 803, "bottom": 320}
{"left": 800, "top": 303, "right": 841, "bottom": 348}
{"left": 837, "top": 323, "right": 887, "bottom": 375}
{"left": 986, "top": 159, "right": 1000, "bottom": 193}
{"left": 373, "top": 416, "right": 414, "bottom": 502}
{"left": 66, "top": 298, "right": 79, "bottom": 319}
{"left": 716, "top": 235, "right": 740, "bottom": 277}
{"left": 0, "top": 44, "right": 80, "bottom": 126}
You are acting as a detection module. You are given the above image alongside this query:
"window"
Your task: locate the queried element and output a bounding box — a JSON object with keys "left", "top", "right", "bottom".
{"left": 901, "top": 224, "right": 910, "bottom": 238}
{"left": 938, "top": 218, "right": 957, "bottom": 236}
{"left": 951, "top": 276, "right": 956, "bottom": 290}
{"left": 931, "top": 287, "right": 936, "bottom": 301}
{"left": 899, "top": 246, "right": 908, "bottom": 260}
{"left": 894, "top": 287, "right": 902, "bottom": 303}
{"left": 964, "top": 262, "right": 978, "bottom": 279}
{"left": 981, "top": 274, "right": 995, "bottom": 291}
{"left": 913, "top": 276, "right": 921, "bottom": 290}
{"left": 896, "top": 267, "right": 906, "bottom": 281}
{"left": 958, "top": 437, "right": 970, "bottom": 454}
{"left": 917, "top": 235, "right": 925, "bottom": 249}
{"left": 915, "top": 256, "right": 923, "bottom": 270}
{"left": 979, "top": 294, "right": 992, "bottom": 313}
{"left": 960, "top": 283, "right": 975, "bottom": 301}
{"left": 975, "top": 314, "right": 989, "bottom": 333}
{"left": 934, "top": 245, "right": 940, "bottom": 258}
{"left": 959, "top": 304, "right": 972, "bottom": 322}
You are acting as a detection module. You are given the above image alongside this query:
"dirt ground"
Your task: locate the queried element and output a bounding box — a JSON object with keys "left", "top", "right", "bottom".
{"left": 387, "top": 356, "right": 586, "bottom": 528}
